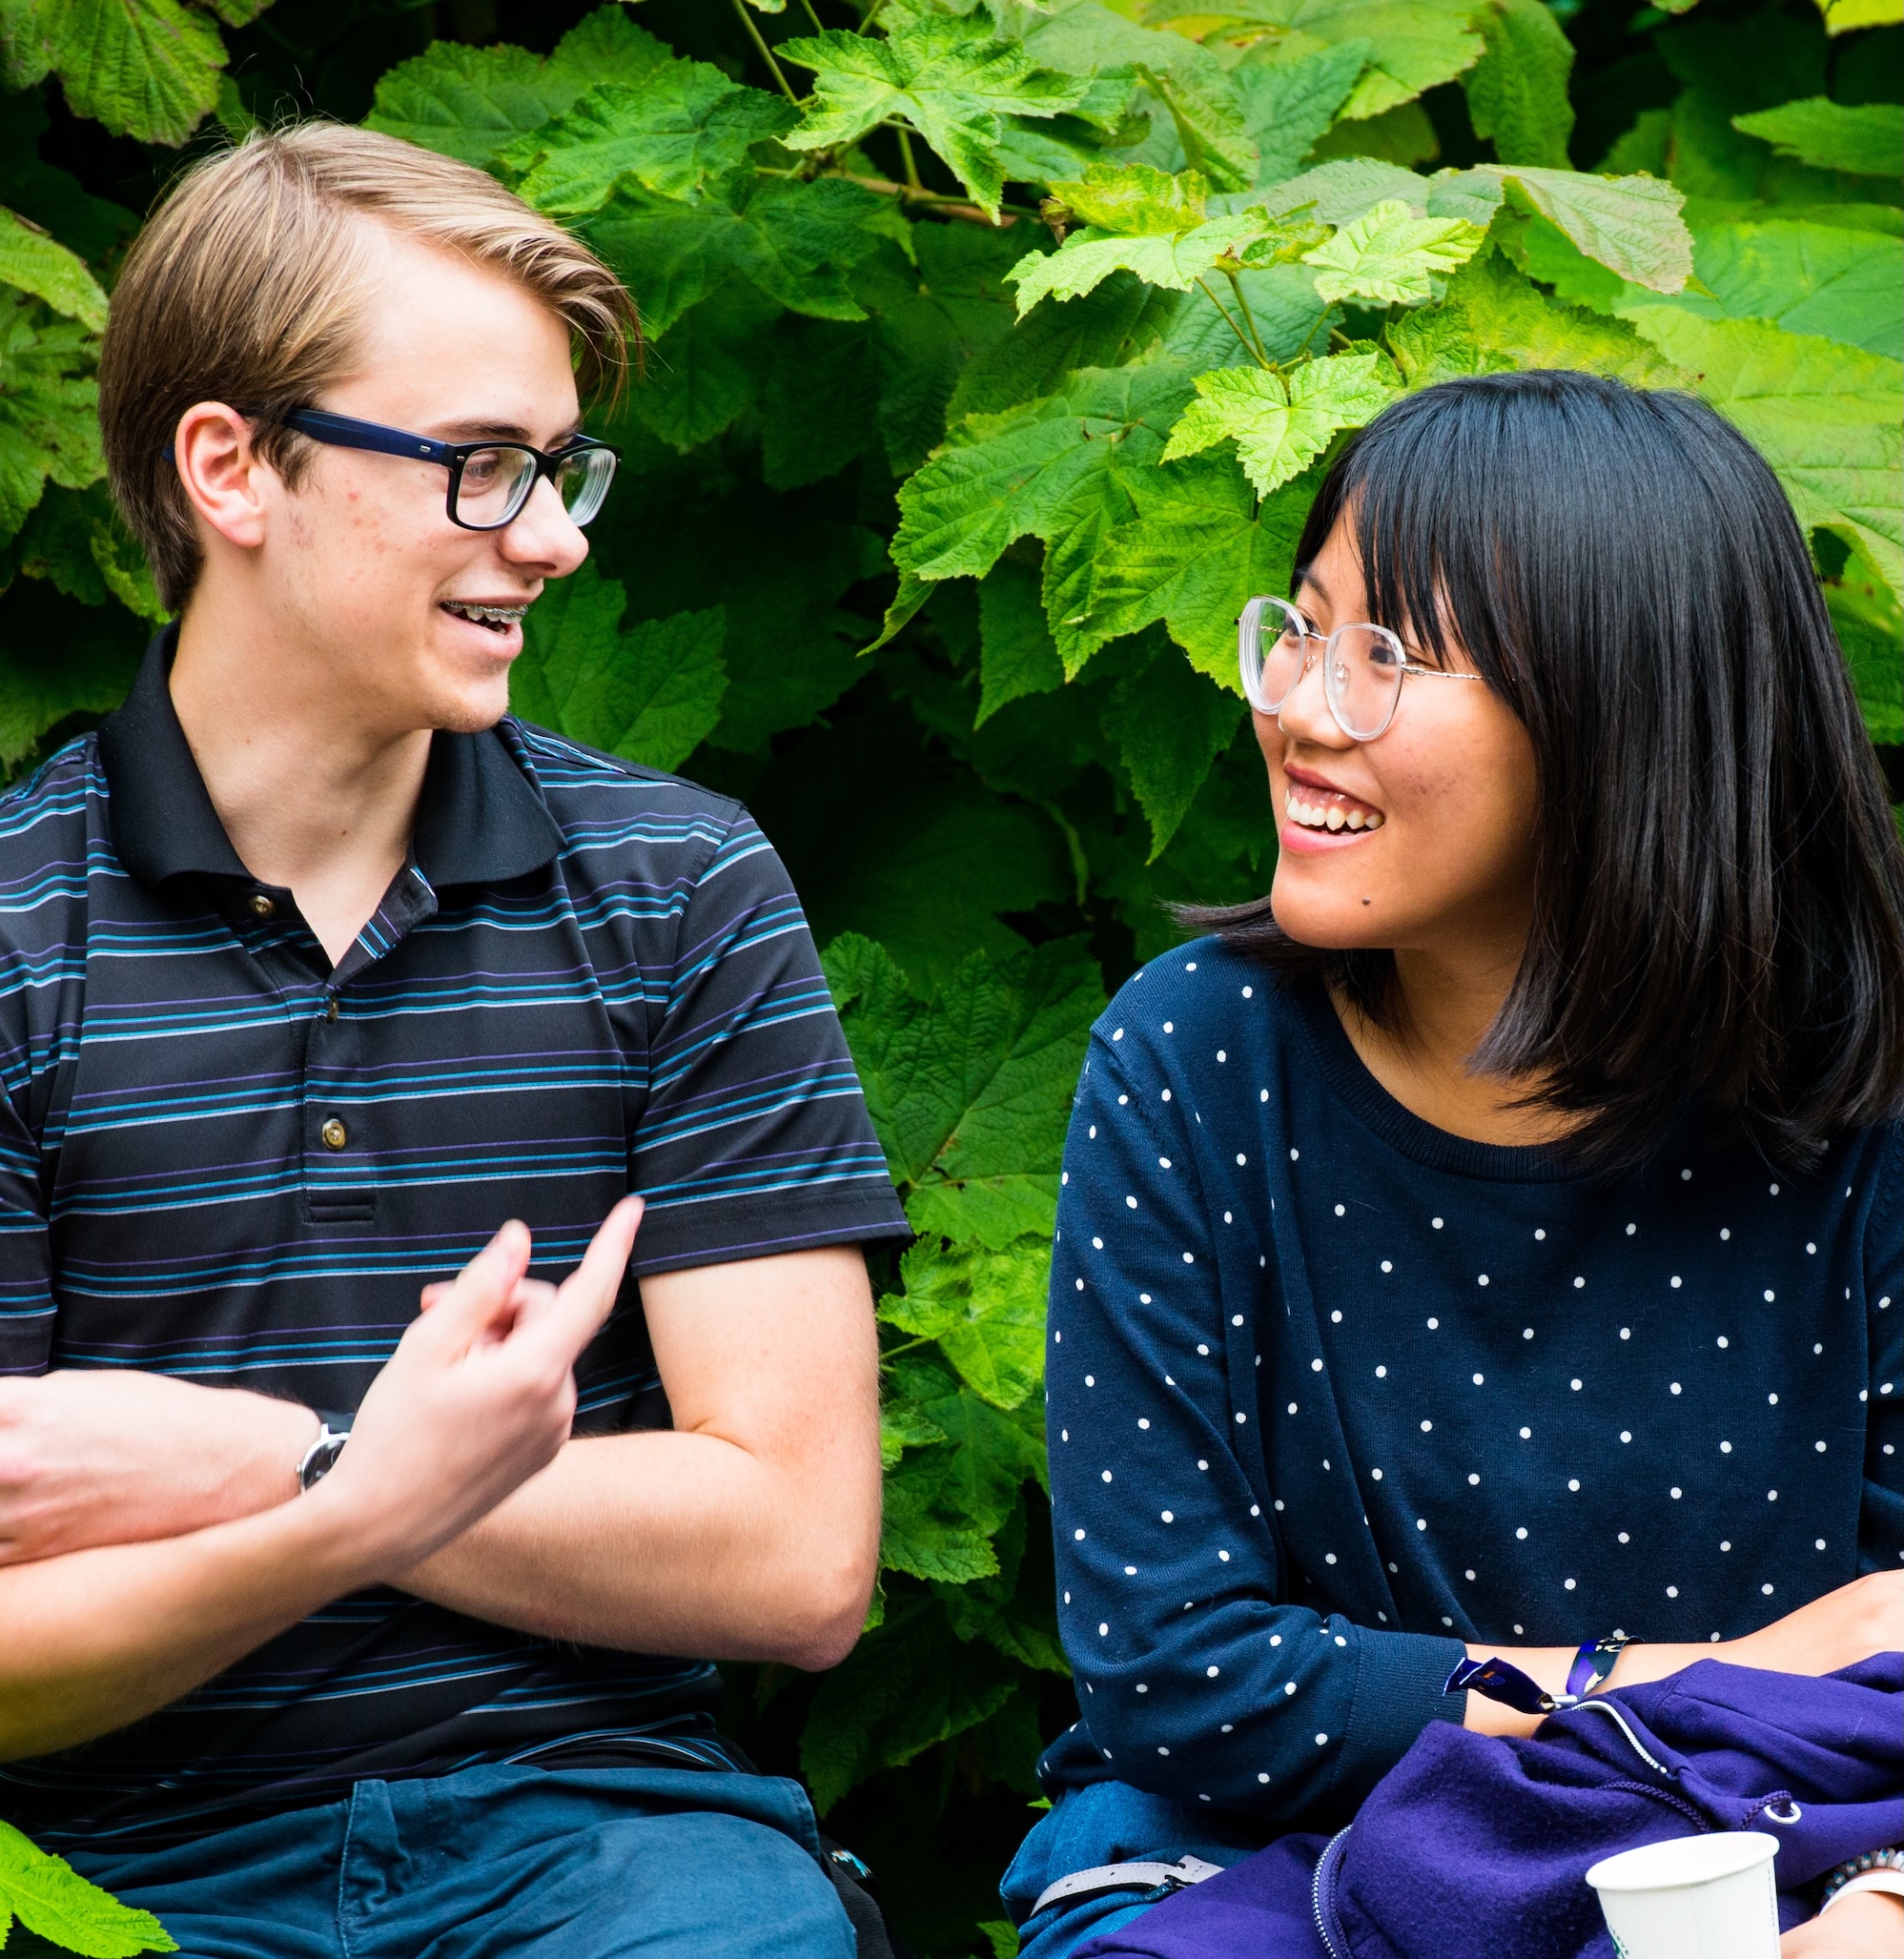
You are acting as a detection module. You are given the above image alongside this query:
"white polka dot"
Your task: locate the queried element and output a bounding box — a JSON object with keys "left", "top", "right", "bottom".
{"left": 1416, "top": 1518, "right": 1427, "bottom": 1530}
{"left": 1427, "top": 1317, "right": 1440, "bottom": 1331}
{"left": 1218, "top": 1548, "right": 1230, "bottom": 1560}
{"left": 1626, "top": 1223, "right": 1636, "bottom": 1235}
{"left": 1620, "top": 1328, "right": 1631, "bottom": 1340}
{"left": 1316, "top": 1733, "right": 1329, "bottom": 1745}
{"left": 1288, "top": 1147, "right": 1298, "bottom": 1159}
{"left": 1568, "top": 1479, "right": 1581, "bottom": 1492}
{"left": 1432, "top": 1217, "right": 1443, "bottom": 1229}
{"left": 1114, "top": 1029, "right": 1124, "bottom": 1040}
{"left": 1761, "top": 1582, "right": 1773, "bottom": 1596}
{"left": 1381, "top": 1259, "right": 1392, "bottom": 1273}
{"left": 1138, "top": 1418, "right": 1150, "bottom": 1430}
{"left": 1217, "top": 1050, "right": 1225, "bottom": 1062}
{"left": 1324, "top": 1552, "right": 1337, "bottom": 1563}
{"left": 1101, "top": 1469, "right": 1114, "bottom": 1483}
{"left": 1207, "top": 1664, "right": 1219, "bottom": 1677}
{"left": 1182, "top": 1251, "right": 1195, "bottom": 1264}
{"left": 1242, "top": 987, "right": 1253, "bottom": 999}
{"left": 1098, "top": 1622, "right": 1108, "bottom": 1636}
{"left": 1284, "top": 1683, "right": 1297, "bottom": 1696}
{"left": 1573, "top": 1276, "right": 1585, "bottom": 1290}
{"left": 1721, "top": 1229, "right": 1730, "bottom": 1241}
{"left": 1160, "top": 1090, "right": 1172, "bottom": 1103}
{"left": 1535, "top": 1229, "right": 1546, "bottom": 1241}
{"left": 1233, "top": 1314, "right": 1244, "bottom": 1326}
{"left": 1158, "top": 1156, "right": 1172, "bottom": 1170}
{"left": 1618, "top": 1532, "right": 1628, "bottom": 1544}
{"left": 1085, "top": 1375, "right": 1095, "bottom": 1386}
{"left": 1670, "top": 1276, "right": 1682, "bottom": 1289}
{"left": 1717, "top": 1336, "right": 1729, "bottom": 1349}
{"left": 1236, "top": 1153, "right": 1247, "bottom": 1167}
{"left": 1620, "top": 1431, "right": 1630, "bottom": 1443}
{"left": 1287, "top": 1401, "right": 1298, "bottom": 1414}
{"left": 1375, "top": 1366, "right": 1386, "bottom": 1378}
{"left": 1335, "top": 1203, "right": 1345, "bottom": 1216}
{"left": 1371, "top": 1466, "right": 1382, "bottom": 1479}
{"left": 1764, "top": 1290, "right": 1774, "bottom": 1302}
{"left": 1185, "top": 961, "right": 1197, "bottom": 971}
{"left": 1670, "top": 1486, "right": 1682, "bottom": 1499}
{"left": 1074, "top": 1529, "right": 1085, "bottom": 1541}
{"left": 1669, "top": 1382, "right": 1682, "bottom": 1396}
{"left": 1667, "top": 1585, "right": 1678, "bottom": 1598}
{"left": 1473, "top": 1373, "right": 1484, "bottom": 1385}
{"left": 1235, "top": 1412, "right": 1247, "bottom": 1424}
{"left": 1768, "top": 1490, "right": 1777, "bottom": 1501}
{"left": 1125, "top": 1565, "right": 1137, "bottom": 1575}
{"left": 1421, "top": 1420, "right": 1432, "bottom": 1432}
{"left": 1815, "top": 1439, "right": 1827, "bottom": 1453}
{"left": 1520, "top": 1426, "right": 1531, "bottom": 1439}
{"left": 1330, "top": 1310, "right": 1342, "bottom": 1323}
{"left": 1136, "top": 1683, "right": 1147, "bottom": 1693}
{"left": 1720, "top": 1441, "right": 1731, "bottom": 1454}
{"left": 1161, "top": 1510, "right": 1175, "bottom": 1522}
{"left": 1468, "top": 1472, "right": 1481, "bottom": 1485}
{"left": 1198, "top": 1459, "right": 1209, "bottom": 1471}
{"left": 1126, "top": 1195, "right": 1137, "bottom": 1209}
{"left": 1270, "top": 1634, "right": 1281, "bottom": 1646}
{"left": 1523, "top": 1328, "right": 1534, "bottom": 1340}
{"left": 1162, "top": 1022, "right": 1173, "bottom": 1032}
{"left": 1769, "top": 1393, "right": 1778, "bottom": 1405}
{"left": 1478, "top": 1275, "right": 1489, "bottom": 1287}
{"left": 1570, "top": 1378, "right": 1582, "bottom": 1391}
{"left": 1565, "top": 1578, "right": 1576, "bottom": 1590}
{"left": 1681, "top": 1169, "right": 1691, "bottom": 1180}
{"left": 1311, "top": 1357, "right": 1323, "bottom": 1372}
{"left": 1769, "top": 1183, "right": 1778, "bottom": 1195}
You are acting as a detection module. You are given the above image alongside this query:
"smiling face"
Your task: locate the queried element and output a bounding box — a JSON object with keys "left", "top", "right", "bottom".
{"left": 1259, "top": 516, "right": 1542, "bottom": 968}
{"left": 219, "top": 225, "right": 590, "bottom": 738}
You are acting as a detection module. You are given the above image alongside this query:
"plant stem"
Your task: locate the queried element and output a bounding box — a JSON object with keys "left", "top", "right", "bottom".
{"left": 1223, "top": 266, "right": 1272, "bottom": 365}
{"left": 728, "top": 0, "right": 801, "bottom": 103}
{"left": 1196, "top": 276, "right": 1269, "bottom": 368}
{"left": 798, "top": 0, "right": 828, "bottom": 30}
{"left": 879, "top": 1335, "right": 936, "bottom": 1362}
{"left": 895, "top": 123, "right": 924, "bottom": 191}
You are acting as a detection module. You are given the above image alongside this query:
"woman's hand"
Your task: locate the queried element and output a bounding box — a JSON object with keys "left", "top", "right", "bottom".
{"left": 1780, "top": 1892, "right": 1904, "bottom": 1955}
{"left": 1723, "top": 1574, "right": 1903, "bottom": 1680}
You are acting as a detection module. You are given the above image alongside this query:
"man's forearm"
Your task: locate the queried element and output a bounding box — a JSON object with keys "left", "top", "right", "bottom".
{"left": 398, "top": 1428, "right": 875, "bottom": 1671}
{"left": 0, "top": 1484, "right": 389, "bottom": 1760}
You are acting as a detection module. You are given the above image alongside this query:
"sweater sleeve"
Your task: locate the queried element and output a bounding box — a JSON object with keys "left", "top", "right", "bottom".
{"left": 1046, "top": 1027, "right": 1464, "bottom": 1823}
{"left": 1859, "top": 1127, "right": 1902, "bottom": 1576}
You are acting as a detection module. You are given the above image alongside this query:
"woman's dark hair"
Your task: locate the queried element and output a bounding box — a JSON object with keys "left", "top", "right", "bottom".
{"left": 1184, "top": 370, "right": 1904, "bottom": 1173}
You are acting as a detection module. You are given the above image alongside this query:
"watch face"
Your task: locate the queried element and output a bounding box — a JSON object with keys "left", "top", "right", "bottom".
{"left": 300, "top": 1430, "right": 349, "bottom": 1491}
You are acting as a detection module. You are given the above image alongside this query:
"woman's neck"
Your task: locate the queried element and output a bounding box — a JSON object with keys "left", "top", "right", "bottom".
{"left": 1331, "top": 943, "right": 1581, "bottom": 1149}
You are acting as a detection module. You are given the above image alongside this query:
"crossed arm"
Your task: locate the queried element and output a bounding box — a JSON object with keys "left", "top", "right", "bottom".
{"left": 0, "top": 1220, "right": 882, "bottom": 1761}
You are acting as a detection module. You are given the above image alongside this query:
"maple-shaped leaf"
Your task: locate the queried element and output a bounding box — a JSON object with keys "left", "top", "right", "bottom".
{"left": 1162, "top": 350, "right": 1399, "bottom": 498}
{"left": 1006, "top": 213, "right": 1271, "bottom": 315}
{"left": 1098, "top": 627, "right": 1247, "bottom": 857}
{"left": 1426, "top": 167, "right": 1691, "bottom": 294}
{"left": 0, "top": 207, "right": 107, "bottom": 331}
{"left": 892, "top": 360, "right": 1193, "bottom": 582}
{"left": 1045, "top": 161, "right": 1209, "bottom": 235}
{"left": 780, "top": 13, "right": 1093, "bottom": 220}
{"left": 1461, "top": 0, "right": 1573, "bottom": 170}
{"left": 879, "top": 1235, "right": 1048, "bottom": 1410}
{"left": 31, "top": 0, "right": 226, "bottom": 147}
{"left": 1302, "top": 197, "right": 1484, "bottom": 304}
{"left": 0, "top": 1819, "right": 177, "bottom": 1956}
{"left": 509, "top": 561, "right": 727, "bottom": 771}
{"left": 0, "top": 291, "right": 102, "bottom": 545}
{"left": 1621, "top": 307, "right": 1904, "bottom": 606}
{"left": 367, "top": 10, "right": 674, "bottom": 166}
{"left": 504, "top": 73, "right": 797, "bottom": 214}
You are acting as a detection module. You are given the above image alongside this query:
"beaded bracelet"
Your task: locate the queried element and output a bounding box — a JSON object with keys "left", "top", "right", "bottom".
{"left": 1820, "top": 1847, "right": 1904, "bottom": 1908}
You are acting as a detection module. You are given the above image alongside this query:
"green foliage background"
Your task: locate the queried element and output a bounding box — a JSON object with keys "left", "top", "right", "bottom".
{"left": 0, "top": 0, "right": 1898, "bottom": 1949}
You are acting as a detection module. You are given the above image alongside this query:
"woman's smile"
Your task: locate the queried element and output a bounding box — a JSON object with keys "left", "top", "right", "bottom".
{"left": 1281, "top": 765, "right": 1385, "bottom": 848}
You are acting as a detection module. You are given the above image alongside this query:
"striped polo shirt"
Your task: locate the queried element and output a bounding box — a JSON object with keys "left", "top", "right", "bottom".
{"left": 0, "top": 631, "right": 909, "bottom": 1846}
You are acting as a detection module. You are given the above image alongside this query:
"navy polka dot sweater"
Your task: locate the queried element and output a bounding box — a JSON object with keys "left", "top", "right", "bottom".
{"left": 1040, "top": 938, "right": 1903, "bottom": 1826}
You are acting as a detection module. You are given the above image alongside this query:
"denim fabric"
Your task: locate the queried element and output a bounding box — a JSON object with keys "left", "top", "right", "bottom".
{"left": 62, "top": 1763, "right": 855, "bottom": 1959}
{"left": 1000, "top": 1778, "right": 1265, "bottom": 1959}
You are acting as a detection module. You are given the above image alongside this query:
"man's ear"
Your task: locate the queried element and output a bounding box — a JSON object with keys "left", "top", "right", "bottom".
{"left": 172, "top": 402, "right": 277, "bottom": 553}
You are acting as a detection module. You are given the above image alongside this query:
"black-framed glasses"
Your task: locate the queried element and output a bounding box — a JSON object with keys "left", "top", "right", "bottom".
{"left": 281, "top": 408, "right": 619, "bottom": 532}
{"left": 1239, "top": 595, "right": 1485, "bottom": 742}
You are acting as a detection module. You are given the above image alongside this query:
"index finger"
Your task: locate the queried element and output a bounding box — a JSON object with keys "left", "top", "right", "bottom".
{"left": 530, "top": 1196, "right": 645, "bottom": 1361}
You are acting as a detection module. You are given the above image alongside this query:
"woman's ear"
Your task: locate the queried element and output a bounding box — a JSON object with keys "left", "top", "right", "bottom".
{"left": 171, "top": 401, "right": 274, "bottom": 553}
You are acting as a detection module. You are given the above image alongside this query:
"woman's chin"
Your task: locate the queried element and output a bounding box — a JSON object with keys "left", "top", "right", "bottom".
{"left": 1266, "top": 880, "right": 1390, "bottom": 952}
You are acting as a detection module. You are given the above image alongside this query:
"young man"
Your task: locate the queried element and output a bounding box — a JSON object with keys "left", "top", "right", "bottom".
{"left": 0, "top": 125, "right": 909, "bottom": 1955}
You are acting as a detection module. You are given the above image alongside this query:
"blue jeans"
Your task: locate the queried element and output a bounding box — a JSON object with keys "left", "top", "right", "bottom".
{"left": 1001, "top": 1781, "right": 1265, "bottom": 1959}
{"left": 63, "top": 1763, "right": 855, "bottom": 1958}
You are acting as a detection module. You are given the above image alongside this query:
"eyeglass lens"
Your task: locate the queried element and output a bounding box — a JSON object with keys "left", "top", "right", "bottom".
{"left": 1240, "top": 597, "right": 1407, "bottom": 742}
{"left": 452, "top": 446, "right": 616, "bottom": 529}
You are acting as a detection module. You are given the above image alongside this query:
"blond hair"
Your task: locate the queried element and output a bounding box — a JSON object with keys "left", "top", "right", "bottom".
{"left": 99, "top": 122, "right": 638, "bottom": 614}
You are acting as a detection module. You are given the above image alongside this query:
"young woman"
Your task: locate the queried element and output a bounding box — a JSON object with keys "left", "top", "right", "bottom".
{"left": 1003, "top": 372, "right": 1904, "bottom": 1958}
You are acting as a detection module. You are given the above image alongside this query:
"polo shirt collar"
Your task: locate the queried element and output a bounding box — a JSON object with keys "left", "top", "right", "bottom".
{"left": 98, "top": 626, "right": 565, "bottom": 891}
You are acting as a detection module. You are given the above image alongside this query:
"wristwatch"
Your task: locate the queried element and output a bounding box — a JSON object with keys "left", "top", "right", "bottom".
{"left": 296, "top": 1409, "right": 355, "bottom": 1492}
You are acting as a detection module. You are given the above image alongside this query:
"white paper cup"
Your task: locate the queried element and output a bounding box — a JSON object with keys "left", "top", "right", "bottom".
{"left": 1585, "top": 1830, "right": 1782, "bottom": 1959}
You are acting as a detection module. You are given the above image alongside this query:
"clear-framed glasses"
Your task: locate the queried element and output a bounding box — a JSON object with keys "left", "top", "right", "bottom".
{"left": 281, "top": 408, "right": 620, "bottom": 531}
{"left": 1238, "top": 595, "right": 1485, "bottom": 743}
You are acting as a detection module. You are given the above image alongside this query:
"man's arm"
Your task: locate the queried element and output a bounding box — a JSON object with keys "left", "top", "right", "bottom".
{"left": 397, "top": 1244, "right": 883, "bottom": 1672}
{"left": 0, "top": 1209, "right": 633, "bottom": 1759}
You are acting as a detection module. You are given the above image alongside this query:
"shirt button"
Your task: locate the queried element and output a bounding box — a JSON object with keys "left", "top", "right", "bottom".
{"left": 250, "top": 893, "right": 276, "bottom": 918}
{"left": 320, "top": 1118, "right": 348, "bottom": 1150}
{"left": 325, "top": 998, "right": 339, "bottom": 1022}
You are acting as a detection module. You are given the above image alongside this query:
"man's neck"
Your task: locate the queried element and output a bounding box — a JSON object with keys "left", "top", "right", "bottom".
{"left": 171, "top": 600, "right": 432, "bottom": 967}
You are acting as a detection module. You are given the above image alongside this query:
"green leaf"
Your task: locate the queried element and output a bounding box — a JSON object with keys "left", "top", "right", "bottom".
{"left": 1461, "top": 0, "right": 1574, "bottom": 170}
{"left": 1395, "top": 249, "right": 1689, "bottom": 389}
{"left": 3, "top": 481, "right": 160, "bottom": 620}
{"left": 505, "top": 75, "right": 797, "bottom": 214}
{"left": 1821, "top": 528, "right": 1903, "bottom": 744}
{"left": 881, "top": 1400, "right": 949, "bottom": 1469}
{"left": 1006, "top": 212, "right": 1272, "bottom": 315}
{"left": 799, "top": 1591, "right": 1017, "bottom": 1811}
{"left": 510, "top": 561, "right": 726, "bottom": 772}
{"left": 780, "top": 13, "right": 1093, "bottom": 220}
{"left": 629, "top": 281, "right": 779, "bottom": 451}
{"left": 1304, "top": 97, "right": 1440, "bottom": 171}
{"left": 1258, "top": 156, "right": 1430, "bottom": 225}
{"left": 1045, "top": 161, "right": 1210, "bottom": 235}
{"left": 0, "top": 580, "right": 144, "bottom": 770}
{"left": 1731, "top": 97, "right": 1904, "bottom": 179}
{"left": 1621, "top": 307, "right": 1904, "bottom": 604}
{"left": 0, "top": 1820, "right": 176, "bottom": 1956}
{"left": 41, "top": 0, "right": 226, "bottom": 147}
{"left": 1301, "top": 197, "right": 1484, "bottom": 304}
{"left": 825, "top": 931, "right": 1105, "bottom": 1197}
{"left": 1078, "top": 451, "right": 1315, "bottom": 682}
{"left": 1133, "top": 58, "right": 1259, "bottom": 194}
{"left": 1663, "top": 220, "right": 1903, "bottom": 361}
{"left": 1812, "top": 0, "right": 1901, "bottom": 31}
{"left": 1161, "top": 350, "right": 1399, "bottom": 497}
{"left": 0, "top": 208, "right": 107, "bottom": 332}
{"left": 891, "top": 360, "right": 1195, "bottom": 582}
{"left": 1193, "top": 0, "right": 1486, "bottom": 121}
{"left": 762, "top": 316, "right": 877, "bottom": 491}
{"left": 880, "top": 1235, "right": 1049, "bottom": 1409}
{"left": 585, "top": 174, "right": 894, "bottom": 339}
{"left": 367, "top": 9, "right": 672, "bottom": 167}
{"left": 1230, "top": 41, "right": 1369, "bottom": 187}
{"left": 1100, "top": 628, "right": 1247, "bottom": 855}
{"left": 1429, "top": 167, "right": 1693, "bottom": 294}
{"left": 905, "top": 1173, "right": 1060, "bottom": 1251}
{"left": 976, "top": 556, "right": 1065, "bottom": 725}
{"left": 0, "top": 292, "right": 101, "bottom": 545}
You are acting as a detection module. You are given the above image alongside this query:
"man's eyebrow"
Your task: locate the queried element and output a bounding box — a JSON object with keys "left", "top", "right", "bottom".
{"left": 431, "top": 418, "right": 584, "bottom": 445}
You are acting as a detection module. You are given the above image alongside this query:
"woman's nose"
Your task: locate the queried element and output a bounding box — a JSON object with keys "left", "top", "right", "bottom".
{"left": 1278, "top": 644, "right": 1353, "bottom": 748}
